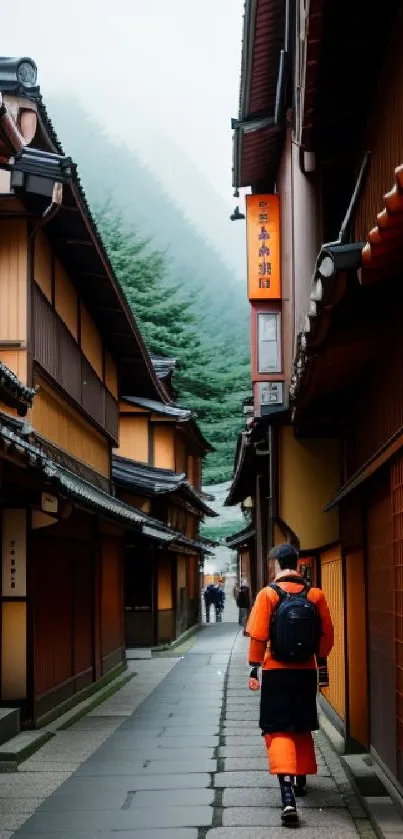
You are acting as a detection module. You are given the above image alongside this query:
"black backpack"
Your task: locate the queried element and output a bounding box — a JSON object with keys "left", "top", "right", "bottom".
{"left": 269, "top": 579, "right": 320, "bottom": 663}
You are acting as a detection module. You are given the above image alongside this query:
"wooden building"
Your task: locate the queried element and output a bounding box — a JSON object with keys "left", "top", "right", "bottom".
{"left": 226, "top": 524, "right": 255, "bottom": 595}
{"left": 112, "top": 395, "right": 216, "bottom": 646}
{"left": 290, "top": 2, "right": 403, "bottom": 787}
{"left": 0, "top": 57, "right": 213, "bottom": 728}
{"left": 229, "top": 0, "right": 403, "bottom": 794}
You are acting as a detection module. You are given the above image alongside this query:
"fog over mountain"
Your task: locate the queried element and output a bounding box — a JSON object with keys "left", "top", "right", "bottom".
{"left": 46, "top": 97, "right": 250, "bottom": 483}
{"left": 48, "top": 96, "right": 248, "bottom": 347}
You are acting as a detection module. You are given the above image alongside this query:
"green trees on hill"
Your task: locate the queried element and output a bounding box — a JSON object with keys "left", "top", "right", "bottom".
{"left": 47, "top": 97, "right": 251, "bottom": 484}
{"left": 96, "top": 204, "right": 250, "bottom": 483}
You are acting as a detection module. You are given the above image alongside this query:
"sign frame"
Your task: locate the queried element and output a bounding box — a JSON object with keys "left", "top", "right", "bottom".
{"left": 246, "top": 194, "right": 281, "bottom": 301}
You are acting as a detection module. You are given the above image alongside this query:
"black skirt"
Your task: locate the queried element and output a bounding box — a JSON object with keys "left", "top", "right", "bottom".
{"left": 259, "top": 668, "right": 319, "bottom": 734}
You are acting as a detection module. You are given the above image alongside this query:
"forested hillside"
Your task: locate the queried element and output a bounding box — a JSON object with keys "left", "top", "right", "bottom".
{"left": 47, "top": 98, "right": 250, "bottom": 482}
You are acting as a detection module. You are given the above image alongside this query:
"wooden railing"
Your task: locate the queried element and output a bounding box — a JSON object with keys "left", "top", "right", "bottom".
{"left": 33, "top": 285, "right": 119, "bottom": 443}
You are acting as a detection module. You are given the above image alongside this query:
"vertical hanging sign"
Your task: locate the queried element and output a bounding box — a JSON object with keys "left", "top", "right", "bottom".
{"left": 246, "top": 194, "right": 281, "bottom": 300}
{"left": 2, "top": 509, "right": 27, "bottom": 597}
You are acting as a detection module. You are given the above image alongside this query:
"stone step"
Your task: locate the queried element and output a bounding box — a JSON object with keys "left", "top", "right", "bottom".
{"left": 0, "top": 730, "right": 53, "bottom": 770}
{"left": 0, "top": 707, "right": 20, "bottom": 746}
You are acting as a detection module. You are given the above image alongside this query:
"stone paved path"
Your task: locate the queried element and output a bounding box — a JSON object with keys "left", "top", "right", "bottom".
{"left": 2, "top": 624, "right": 376, "bottom": 838}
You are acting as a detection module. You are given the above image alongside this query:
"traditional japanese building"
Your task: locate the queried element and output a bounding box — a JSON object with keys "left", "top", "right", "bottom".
{"left": 0, "top": 56, "right": 212, "bottom": 730}
{"left": 112, "top": 395, "right": 216, "bottom": 646}
{"left": 228, "top": 0, "right": 403, "bottom": 794}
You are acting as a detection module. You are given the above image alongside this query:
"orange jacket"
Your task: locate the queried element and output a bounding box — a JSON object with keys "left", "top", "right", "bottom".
{"left": 247, "top": 579, "right": 334, "bottom": 670}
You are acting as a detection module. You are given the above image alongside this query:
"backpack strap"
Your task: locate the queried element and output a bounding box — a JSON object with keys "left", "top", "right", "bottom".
{"left": 269, "top": 579, "right": 309, "bottom": 600}
{"left": 269, "top": 583, "right": 289, "bottom": 600}
{"left": 276, "top": 575, "right": 309, "bottom": 587}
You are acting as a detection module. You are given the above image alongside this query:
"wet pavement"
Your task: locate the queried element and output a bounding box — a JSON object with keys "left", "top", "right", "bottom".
{"left": 1, "top": 624, "right": 376, "bottom": 838}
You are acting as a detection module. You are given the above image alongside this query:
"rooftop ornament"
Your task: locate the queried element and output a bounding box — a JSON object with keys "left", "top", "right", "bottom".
{"left": 0, "top": 56, "right": 38, "bottom": 95}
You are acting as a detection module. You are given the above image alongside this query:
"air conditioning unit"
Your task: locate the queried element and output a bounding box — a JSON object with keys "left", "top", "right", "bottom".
{"left": 257, "top": 382, "right": 284, "bottom": 416}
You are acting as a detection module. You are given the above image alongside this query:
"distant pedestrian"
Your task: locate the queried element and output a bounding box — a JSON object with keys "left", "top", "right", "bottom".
{"left": 246, "top": 542, "right": 334, "bottom": 826}
{"left": 236, "top": 579, "right": 250, "bottom": 633}
{"left": 203, "top": 583, "right": 217, "bottom": 623}
{"left": 215, "top": 581, "right": 225, "bottom": 622}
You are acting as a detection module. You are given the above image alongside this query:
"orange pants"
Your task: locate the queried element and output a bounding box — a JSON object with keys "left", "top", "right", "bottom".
{"left": 264, "top": 732, "right": 317, "bottom": 776}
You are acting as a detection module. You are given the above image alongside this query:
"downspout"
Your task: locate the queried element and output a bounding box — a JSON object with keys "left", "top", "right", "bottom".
{"left": 28, "top": 180, "right": 63, "bottom": 243}
{"left": 0, "top": 92, "right": 26, "bottom": 156}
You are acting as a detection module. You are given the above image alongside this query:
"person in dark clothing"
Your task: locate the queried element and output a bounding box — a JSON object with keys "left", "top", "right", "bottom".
{"left": 236, "top": 580, "right": 251, "bottom": 631}
{"left": 203, "top": 584, "right": 217, "bottom": 622}
{"left": 215, "top": 582, "right": 225, "bottom": 621}
{"left": 247, "top": 543, "right": 334, "bottom": 826}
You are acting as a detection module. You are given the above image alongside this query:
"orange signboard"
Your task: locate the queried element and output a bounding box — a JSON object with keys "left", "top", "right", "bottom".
{"left": 246, "top": 194, "right": 281, "bottom": 300}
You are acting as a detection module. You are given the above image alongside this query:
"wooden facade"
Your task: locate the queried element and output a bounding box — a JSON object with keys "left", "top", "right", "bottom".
{"left": 320, "top": 546, "right": 345, "bottom": 721}
{"left": 227, "top": 0, "right": 403, "bottom": 804}
{"left": 292, "top": 5, "right": 403, "bottom": 792}
{"left": 0, "top": 66, "right": 212, "bottom": 730}
{"left": 114, "top": 404, "right": 209, "bottom": 648}
{"left": 0, "top": 190, "right": 126, "bottom": 724}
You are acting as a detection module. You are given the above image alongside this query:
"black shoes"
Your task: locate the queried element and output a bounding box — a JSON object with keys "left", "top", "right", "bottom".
{"left": 279, "top": 775, "right": 299, "bottom": 827}
{"left": 281, "top": 804, "right": 299, "bottom": 826}
{"left": 294, "top": 774, "right": 307, "bottom": 797}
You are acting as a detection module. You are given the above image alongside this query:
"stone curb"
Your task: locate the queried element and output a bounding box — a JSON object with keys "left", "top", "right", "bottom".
{"left": 318, "top": 724, "right": 403, "bottom": 838}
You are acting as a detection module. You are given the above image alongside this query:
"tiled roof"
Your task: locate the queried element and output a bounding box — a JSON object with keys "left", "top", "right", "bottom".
{"left": 112, "top": 456, "right": 217, "bottom": 517}
{"left": 11, "top": 146, "right": 74, "bottom": 182}
{"left": 43, "top": 461, "right": 144, "bottom": 526}
{"left": 0, "top": 421, "right": 46, "bottom": 465}
{"left": 361, "top": 164, "right": 403, "bottom": 283}
{"left": 120, "top": 398, "right": 214, "bottom": 454}
{"left": 225, "top": 432, "right": 255, "bottom": 506}
{"left": 151, "top": 355, "right": 177, "bottom": 381}
{"left": 0, "top": 362, "right": 36, "bottom": 416}
{"left": 121, "top": 396, "right": 191, "bottom": 421}
{"left": 289, "top": 243, "right": 363, "bottom": 411}
{"left": 113, "top": 456, "right": 185, "bottom": 495}
{"left": 288, "top": 241, "right": 376, "bottom": 422}
{"left": 0, "top": 421, "right": 212, "bottom": 552}
{"left": 233, "top": 0, "right": 287, "bottom": 189}
{"left": 226, "top": 524, "right": 255, "bottom": 549}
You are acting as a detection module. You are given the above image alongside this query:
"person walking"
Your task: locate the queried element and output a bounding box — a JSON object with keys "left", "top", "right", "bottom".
{"left": 215, "top": 581, "right": 225, "bottom": 622}
{"left": 203, "top": 583, "right": 217, "bottom": 623}
{"left": 236, "top": 579, "right": 251, "bottom": 633}
{"left": 246, "top": 542, "right": 334, "bottom": 826}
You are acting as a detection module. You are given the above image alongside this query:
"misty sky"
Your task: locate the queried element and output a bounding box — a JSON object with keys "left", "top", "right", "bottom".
{"left": 2, "top": 1, "right": 247, "bottom": 272}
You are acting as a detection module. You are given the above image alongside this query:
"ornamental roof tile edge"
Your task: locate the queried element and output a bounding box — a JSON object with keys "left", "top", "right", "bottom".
{"left": 43, "top": 462, "right": 144, "bottom": 525}
{"left": 112, "top": 456, "right": 217, "bottom": 517}
{"left": 226, "top": 523, "right": 255, "bottom": 548}
{"left": 0, "top": 422, "right": 212, "bottom": 548}
{"left": 0, "top": 361, "right": 36, "bottom": 409}
{"left": 120, "top": 395, "right": 192, "bottom": 421}
{"left": 224, "top": 431, "right": 250, "bottom": 506}
{"left": 289, "top": 242, "right": 363, "bottom": 411}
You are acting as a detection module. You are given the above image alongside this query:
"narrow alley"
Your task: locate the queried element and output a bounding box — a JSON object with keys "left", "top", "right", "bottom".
{"left": 3, "top": 0, "right": 403, "bottom": 836}
{"left": 0, "top": 624, "right": 379, "bottom": 838}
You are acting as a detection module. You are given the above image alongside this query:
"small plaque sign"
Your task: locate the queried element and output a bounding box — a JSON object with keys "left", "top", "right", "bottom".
{"left": 41, "top": 492, "right": 58, "bottom": 515}
{"left": 2, "top": 509, "right": 27, "bottom": 597}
